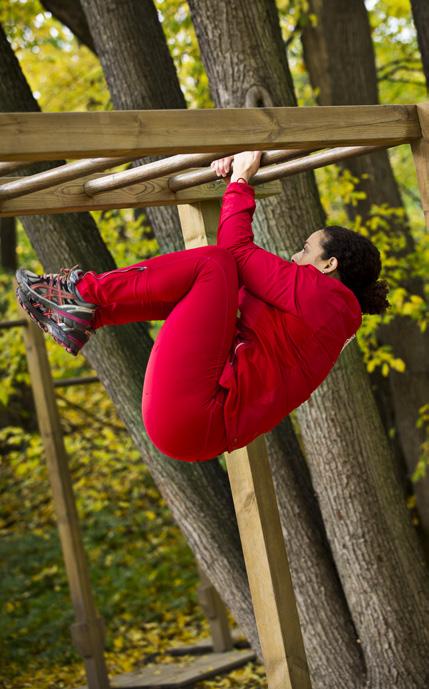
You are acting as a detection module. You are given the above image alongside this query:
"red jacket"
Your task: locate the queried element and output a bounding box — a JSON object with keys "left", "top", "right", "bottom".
{"left": 216, "top": 181, "right": 362, "bottom": 453}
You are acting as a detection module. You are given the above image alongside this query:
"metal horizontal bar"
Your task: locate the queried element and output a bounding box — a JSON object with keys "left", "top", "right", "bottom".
{"left": 84, "top": 151, "right": 241, "bottom": 196}
{"left": 0, "top": 105, "right": 419, "bottom": 160}
{"left": 0, "top": 154, "right": 147, "bottom": 202}
{"left": 53, "top": 375, "right": 100, "bottom": 388}
{"left": 0, "top": 318, "right": 27, "bottom": 329}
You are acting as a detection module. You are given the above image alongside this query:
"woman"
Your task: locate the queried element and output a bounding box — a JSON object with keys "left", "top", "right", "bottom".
{"left": 15, "top": 151, "right": 390, "bottom": 462}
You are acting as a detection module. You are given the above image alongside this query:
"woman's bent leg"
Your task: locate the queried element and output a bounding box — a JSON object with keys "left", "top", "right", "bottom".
{"left": 77, "top": 246, "right": 239, "bottom": 462}
{"left": 76, "top": 246, "right": 222, "bottom": 328}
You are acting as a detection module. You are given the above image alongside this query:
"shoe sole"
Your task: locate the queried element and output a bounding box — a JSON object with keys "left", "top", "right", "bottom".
{"left": 16, "top": 286, "right": 86, "bottom": 356}
{"left": 16, "top": 268, "right": 94, "bottom": 332}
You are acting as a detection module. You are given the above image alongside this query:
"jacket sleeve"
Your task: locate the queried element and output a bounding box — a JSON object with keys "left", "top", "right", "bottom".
{"left": 217, "top": 181, "right": 301, "bottom": 313}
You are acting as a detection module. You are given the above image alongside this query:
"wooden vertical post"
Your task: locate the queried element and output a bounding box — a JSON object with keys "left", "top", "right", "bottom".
{"left": 196, "top": 566, "right": 234, "bottom": 652}
{"left": 177, "top": 200, "right": 312, "bottom": 689}
{"left": 20, "top": 312, "right": 109, "bottom": 689}
{"left": 412, "top": 103, "right": 429, "bottom": 230}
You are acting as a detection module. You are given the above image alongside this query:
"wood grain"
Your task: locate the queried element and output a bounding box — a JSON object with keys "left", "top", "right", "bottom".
{"left": 0, "top": 105, "right": 419, "bottom": 160}
{"left": 412, "top": 104, "right": 429, "bottom": 229}
{"left": 0, "top": 175, "right": 280, "bottom": 217}
{"left": 225, "top": 437, "right": 312, "bottom": 689}
{"left": 19, "top": 310, "right": 109, "bottom": 688}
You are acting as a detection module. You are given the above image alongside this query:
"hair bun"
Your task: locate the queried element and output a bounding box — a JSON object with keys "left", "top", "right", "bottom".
{"left": 358, "top": 279, "right": 391, "bottom": 315}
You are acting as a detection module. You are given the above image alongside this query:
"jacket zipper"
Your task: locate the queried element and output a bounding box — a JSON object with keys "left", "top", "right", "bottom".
{"left": 98, "top": 266, "right": 148, "bottom": 279}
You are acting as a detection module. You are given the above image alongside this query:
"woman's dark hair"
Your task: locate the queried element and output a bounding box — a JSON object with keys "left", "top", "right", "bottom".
{"left": 320, "top": 225, "right": 391, "bottom": 315}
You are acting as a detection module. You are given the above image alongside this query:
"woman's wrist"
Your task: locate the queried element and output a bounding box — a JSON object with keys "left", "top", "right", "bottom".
{"left": 230, "top": 172, "right": 250, "bottom": 184}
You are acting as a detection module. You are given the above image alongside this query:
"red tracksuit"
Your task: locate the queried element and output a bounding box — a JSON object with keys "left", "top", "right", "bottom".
{"left": 76, "top": 181, "right": 362, "bottom": 462}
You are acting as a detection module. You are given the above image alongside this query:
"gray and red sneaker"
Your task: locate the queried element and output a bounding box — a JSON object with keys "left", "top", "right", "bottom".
{"left": 15, "top": 265, "right": 96, "bottom": 356}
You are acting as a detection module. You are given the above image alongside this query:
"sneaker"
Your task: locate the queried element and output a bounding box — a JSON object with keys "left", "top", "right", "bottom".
{"left": 16, "top": 265, "right": 96, "bottom": 356}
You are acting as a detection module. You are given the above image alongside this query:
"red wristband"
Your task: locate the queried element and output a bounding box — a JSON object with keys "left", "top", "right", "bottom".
{"left": 235, "top": 177, "right": 248, "bottom": 184}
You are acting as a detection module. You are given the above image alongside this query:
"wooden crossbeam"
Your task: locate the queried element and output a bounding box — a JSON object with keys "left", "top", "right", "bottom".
{"left": 0, "top": 175, "right": 280, "bottom": 217}
{"left": 0, "top": 105, "right": 420, "bottom": 161}
{"left": 0, "top": 154, "right": 151, "bottom": 201}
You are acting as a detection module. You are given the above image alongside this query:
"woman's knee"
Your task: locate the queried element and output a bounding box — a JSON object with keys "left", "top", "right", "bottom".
{"left": 142, "top": 410, "right": 203, "bottom": 462}
{"left": 142, "top": 399, "right": 224, "bottom": 462}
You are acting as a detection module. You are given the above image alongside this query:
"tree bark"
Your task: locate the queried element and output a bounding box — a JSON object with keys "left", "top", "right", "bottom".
{"left": 188, "top": 0, "right": 429, "bottom": 686}
{"left": 79, "top": 0, "right": 186, "bottom": 256}
{"left": 40, "top": 0, "right": 96, "bottom": 53}
{"left": 411, "top": 0, "right": 429, "bottom": 90}
{"left": 0, "top": 22, "right": 262, "bottom": 659}
{"left": 301, "top": 0, "right": 429, "bottom": 540}
{"left": 0, "top": 217, "right": 17, "bottom": 272}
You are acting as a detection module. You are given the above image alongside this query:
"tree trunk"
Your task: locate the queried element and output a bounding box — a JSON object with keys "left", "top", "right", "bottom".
{"left": 301, "top": 0, "right": 429, "bottom": 540}
{"left": 40, "top": 0, "right": 96, "bottom": 53}
{"left": 79, "top": 0, "right": 186, "bottom": 256}
{"left": 0, "top": 21, "right": 262, "bottom": 659}
{"left": 0, "top": 217, "right": 17, "bottom": 272}
{"left": 411, "top": 0, "right": 429, "bottom": 90}
{"left": 188, "top": 0, "right": 429, "bottom": 686}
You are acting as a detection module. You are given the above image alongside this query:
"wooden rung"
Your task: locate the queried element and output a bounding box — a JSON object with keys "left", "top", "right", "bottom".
{"left": 169, "top": 144, "right": 389, "bottom": 192}
{"left": 0, "top": 175, "right": 281, "bottom": 217}
{"left": 0, "top": 154, "right": 148, "bottom": 201}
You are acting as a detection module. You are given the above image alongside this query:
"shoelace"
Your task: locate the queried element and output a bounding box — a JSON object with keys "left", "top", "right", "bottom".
{"left": 42, "top": 265, "right": 80, "bottom": 324}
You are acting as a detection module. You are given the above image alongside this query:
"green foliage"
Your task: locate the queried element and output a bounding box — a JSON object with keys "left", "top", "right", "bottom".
{"left": 368, "top": 0, "right": 427, "bottom": 103}
{"left": 276, "top": 0, "right": 316, "bottom": 105}
{"left": 411, "top": 403, "right": 429, "bottom": 482}
{"left": 0, "top": 0, "right": 110, "bottom": 112}
{"left": 154, "top": 0, "right": 213, "bottom": 108}
{"left": 315, "top": 158, "right": 429, "bottom": 375}
{"left": 0, "top": 451, "right": 199, "bottom": 665}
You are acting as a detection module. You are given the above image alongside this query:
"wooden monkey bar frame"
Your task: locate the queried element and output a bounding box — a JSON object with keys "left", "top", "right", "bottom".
{"left": 3, "top": 103, "right": 429, "bottom": 689}
{"left": 0, "top": 145, "right": 389, "bottom": 212}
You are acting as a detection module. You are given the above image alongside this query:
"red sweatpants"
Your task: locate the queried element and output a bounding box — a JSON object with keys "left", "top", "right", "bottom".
{"left": 76, "top": 245, "right": 239, "bottom": 462}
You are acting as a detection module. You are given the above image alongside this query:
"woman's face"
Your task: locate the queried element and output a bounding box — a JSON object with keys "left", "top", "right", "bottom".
{"left": 291, "top": 229, "right": 339, "bottom": 277}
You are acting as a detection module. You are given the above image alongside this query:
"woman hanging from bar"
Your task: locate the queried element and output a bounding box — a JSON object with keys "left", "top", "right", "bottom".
{"left": 15, "top": 151, "right": 390, "bottom": 462}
